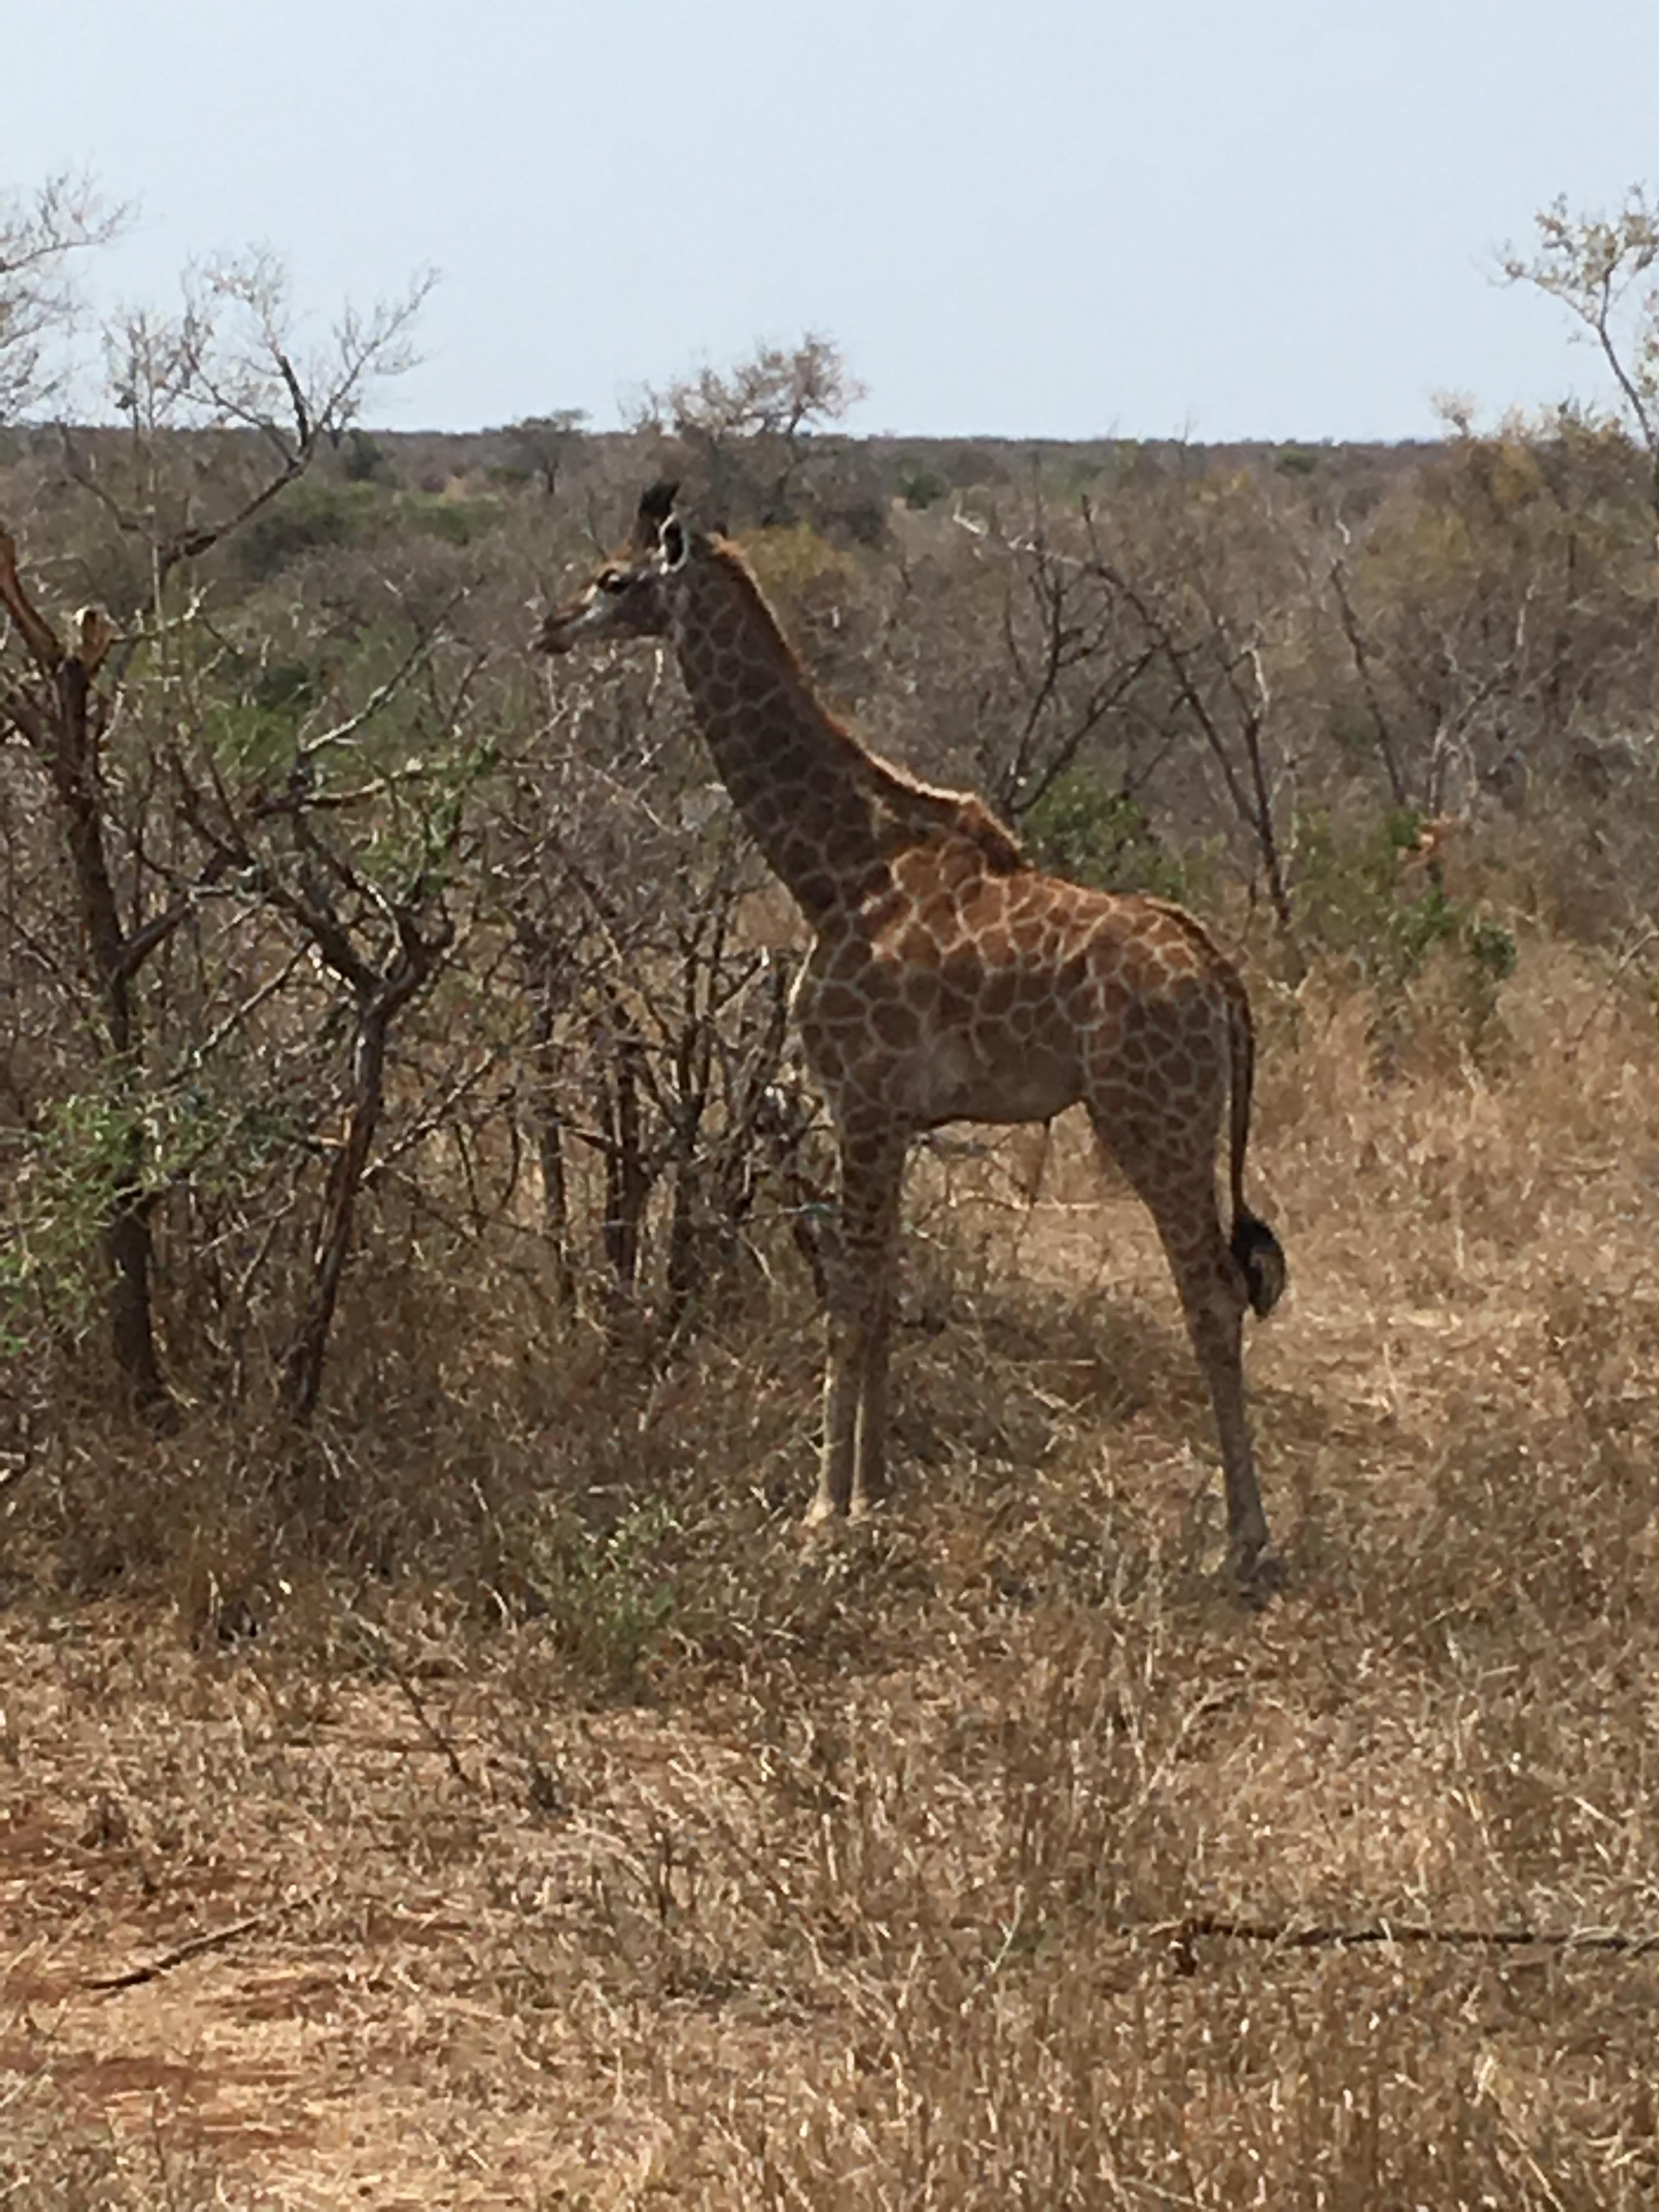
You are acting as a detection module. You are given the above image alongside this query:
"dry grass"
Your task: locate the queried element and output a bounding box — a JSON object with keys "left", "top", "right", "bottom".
{"left": 5, "top": 934, "right": 1659, "bottom": 2207}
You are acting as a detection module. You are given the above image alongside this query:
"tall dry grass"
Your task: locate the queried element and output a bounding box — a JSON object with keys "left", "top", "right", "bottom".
{"left": 4, "top": 929, "right": 1659, "bottom": 2205}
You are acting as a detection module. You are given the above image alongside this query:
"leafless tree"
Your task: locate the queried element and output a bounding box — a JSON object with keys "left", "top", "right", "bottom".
{"left": 975, "top": 510, "right": 1160, "bottom": 821}
{"left": 0, "top": 173, "right": 125, "bottom": 421}
{"left": 70, "top": 250, "right": 433, "bottom": 589}
{"left": 1079, "top": 508, "right": 1301, "bottom": 958}
{"left": 634, "top": 332, "right": 865, "bottom": 526}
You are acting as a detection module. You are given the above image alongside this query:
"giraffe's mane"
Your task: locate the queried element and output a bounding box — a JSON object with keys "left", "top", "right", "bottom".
{"left": 706, "top": 535, "right": 1029, "bottom": 877}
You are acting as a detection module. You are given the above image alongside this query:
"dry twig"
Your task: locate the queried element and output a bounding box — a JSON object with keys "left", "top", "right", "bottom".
{"left": 86, "top": 1888, "right": 323, "bottom": 1994}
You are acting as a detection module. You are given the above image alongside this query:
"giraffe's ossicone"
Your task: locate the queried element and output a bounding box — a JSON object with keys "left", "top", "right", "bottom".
{"left": 536, "top": 484, "right": 1286, "bottom": 1582}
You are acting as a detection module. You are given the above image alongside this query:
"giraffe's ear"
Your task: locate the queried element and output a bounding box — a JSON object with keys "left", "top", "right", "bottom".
{"left": 659, "top": 515, "right": 690, "bottom": 572}
{"left": 633, "top": 479, "right": 680, "bottom": 552}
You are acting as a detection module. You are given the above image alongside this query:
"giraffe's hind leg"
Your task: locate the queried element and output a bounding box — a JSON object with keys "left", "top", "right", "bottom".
{"left": 1086, "top": 1104, "right": 1271, "bottom": 1576}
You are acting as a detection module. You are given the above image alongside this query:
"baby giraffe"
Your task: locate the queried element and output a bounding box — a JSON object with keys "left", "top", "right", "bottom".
{"left": 535, "top": 484, "right": 1286, "bottom": 1578}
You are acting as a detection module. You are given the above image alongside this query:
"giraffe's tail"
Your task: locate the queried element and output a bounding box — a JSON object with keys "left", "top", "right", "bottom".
{"left": 1225, "top": 973, "right": 1287, "bottom": 1319}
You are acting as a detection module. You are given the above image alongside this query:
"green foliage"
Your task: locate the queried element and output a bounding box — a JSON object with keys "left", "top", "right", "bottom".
{"left": 512, "top": 1498, "right": 680, "bottom": 1688}
{"left": 248, "top": 657, "right": 321, "bottom": 715}
{"left": 1, "top": 1093, "right": 125, "bottom": 1348}
{"left": 500, "top": 409, "right": 588, "bottom": 496}
{"left": 1296, "top": 811, "right": 1434, "bottom": 978}
{"left": 194, "top": 651, "right": 321, "bottom": 774}
{"left": 350, "top": 727, "right": 500, "bottom": 899}
{"left": 341, "top": 428, "right": 387, "bottom": 483}
{"left": 209, "top": 654, "right": 325, "bottom": 769}
{"left": 898, "top": 461, "right": 946, "bottom": 511}
{"left": 204, "top": 699, "right": 297, "bottom": 776}
{"left": 1295, "top": 811, "right": 1517, "bottom": 1017}
{"left": 392, "top": 488, "right": 507, "bottom": 546}
{"left": 233, "top": 480, "right": 380, "bottom": 581}
{"left": 1466, "top": 915, "right": 1519, "bottom": 983}
{"left": 1022, "top": 772, "right": 1201, "bottom": 903}
{"left": 227, "top": 477, "right": 504, "bottom": 583}
{"left": 0, "top": 1065, "right": 296, "bottom": 1351}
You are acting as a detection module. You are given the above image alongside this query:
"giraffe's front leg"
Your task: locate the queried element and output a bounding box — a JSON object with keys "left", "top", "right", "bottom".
{"left": 812, "top": 1317, "right": 861, "bottom": 1523}
{"left": 809, "top": 1124, "right": 908, "bottom": 1524}
{"left": 852, "top": 1266, "right": 894, "bottom": 1514}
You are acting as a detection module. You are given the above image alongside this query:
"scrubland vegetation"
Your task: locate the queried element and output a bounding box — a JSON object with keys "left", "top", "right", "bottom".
{"left": 4, "top": 195, "right": 1659, "bottom": 2203}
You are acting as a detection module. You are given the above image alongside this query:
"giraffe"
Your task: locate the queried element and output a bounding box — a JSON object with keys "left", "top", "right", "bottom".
{"left": 535, "top": 484, "right": 1287, "bottom": 1577}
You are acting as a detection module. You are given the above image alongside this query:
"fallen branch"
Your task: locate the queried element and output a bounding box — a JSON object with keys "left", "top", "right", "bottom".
{"left": 345, "top": 1613, "right": 481, "bottom": 1795}
{"left": 1166, "top": 1910, "right": 1659, "bottom": 1973}
{"left": 85, "top": 1888, "right": 321, "bottom": 1993}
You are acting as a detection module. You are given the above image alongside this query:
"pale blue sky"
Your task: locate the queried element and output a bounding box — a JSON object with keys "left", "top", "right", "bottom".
{"left": 9, "top": 0, "right": 1659, "bottom": 439}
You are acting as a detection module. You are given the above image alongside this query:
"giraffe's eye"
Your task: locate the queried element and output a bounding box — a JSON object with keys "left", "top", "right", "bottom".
{"left": 599, "top": 568, "right": 629, "bottom": 595}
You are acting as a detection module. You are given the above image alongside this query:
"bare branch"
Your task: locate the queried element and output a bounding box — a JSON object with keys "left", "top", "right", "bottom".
{"left": 82, "top": 254, "right": 437, "bottom": 589}
{"left": 1504, "top": 188, "right": 1659, "bottom": 521}
{"left": 0, "top": 522, "right": 64, "bottom": 674}
{"left": 0, "top": 173, "right": 126, "bottom": 419}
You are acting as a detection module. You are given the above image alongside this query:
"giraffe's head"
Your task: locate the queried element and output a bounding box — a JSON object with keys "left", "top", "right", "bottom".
{"left": 532, "top": 480, "right": 700, "bottom": 656}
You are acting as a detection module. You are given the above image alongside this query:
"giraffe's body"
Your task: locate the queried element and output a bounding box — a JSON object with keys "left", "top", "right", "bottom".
{"left": 537, "top": 486, "right": 1285, "bottom": 1575}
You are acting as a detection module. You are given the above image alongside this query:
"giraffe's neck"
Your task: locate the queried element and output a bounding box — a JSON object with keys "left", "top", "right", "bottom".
{"left": 667, "top": 550, "right": 890, "bottom": 927}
